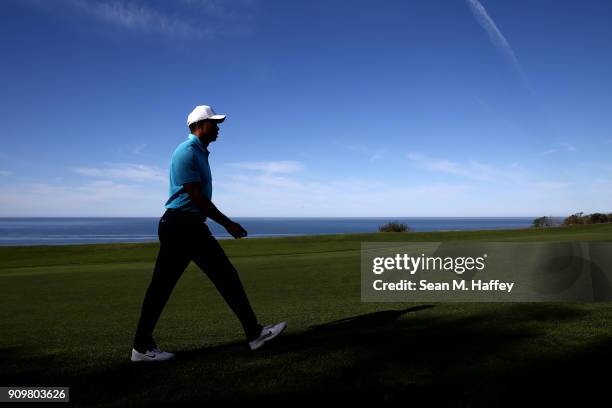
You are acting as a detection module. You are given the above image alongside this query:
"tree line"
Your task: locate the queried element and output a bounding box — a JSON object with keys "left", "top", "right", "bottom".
{"left": 533, "top": 212, "right": 612, "bottom": 228}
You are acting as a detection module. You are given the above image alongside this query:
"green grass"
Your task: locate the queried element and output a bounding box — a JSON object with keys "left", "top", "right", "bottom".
{"left": 2, "top": 223, "right": 612, "bottom": 406}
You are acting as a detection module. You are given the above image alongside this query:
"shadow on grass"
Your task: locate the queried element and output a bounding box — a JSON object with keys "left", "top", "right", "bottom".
{"left": 308, "top": 304, "right": 436, "bottom": 331}
{"left": 2, "top": 304, "right": 611, "bottom": 406}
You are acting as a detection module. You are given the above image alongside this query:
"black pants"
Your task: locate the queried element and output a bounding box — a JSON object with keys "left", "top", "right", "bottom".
{"left": 133, "top": 209, "right": 262, "bottom": 351}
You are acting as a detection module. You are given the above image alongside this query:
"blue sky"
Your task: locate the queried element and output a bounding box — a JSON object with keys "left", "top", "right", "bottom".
{"left": 0, "top": 0, "right": 610, "bottom": 217}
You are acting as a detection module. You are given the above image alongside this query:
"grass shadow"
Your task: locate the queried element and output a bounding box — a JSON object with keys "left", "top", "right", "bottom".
{"left": 2, "top": 303, "right": 608, "bottom": 406}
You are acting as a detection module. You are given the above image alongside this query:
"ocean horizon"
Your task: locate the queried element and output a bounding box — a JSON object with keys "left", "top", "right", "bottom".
{"left": 0, "top": 217, "right": 548, "bottom": 246}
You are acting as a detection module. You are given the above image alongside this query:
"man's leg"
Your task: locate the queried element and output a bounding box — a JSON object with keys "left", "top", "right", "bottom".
{"left": 133, "top": 237, "right": 191, "bottom": 352}
{"left": 190, "top": 229, "right": 263, "bottom": 342}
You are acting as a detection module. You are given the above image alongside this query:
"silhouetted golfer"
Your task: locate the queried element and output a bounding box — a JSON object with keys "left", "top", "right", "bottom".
{"left": 131, "top": 105, "right": 286, "bottom": 362}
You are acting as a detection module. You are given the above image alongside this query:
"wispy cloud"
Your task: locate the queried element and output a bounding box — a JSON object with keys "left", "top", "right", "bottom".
{"left": 407, "top": 152, "right": 527, "bottom": 182}
{"left": 73, "top": 162, "right": 165, "bottom": 182}
{"left": 369, "top": 149, "right": 386, "bottom": 162}
{"left": 0, "top": 180, "right": 165, "bottom": 216}
{"left": 227, "top": 161, "right": 304, "bottom": 174}
{"left": 466, "top": 0, "right": 530, "bottom": 90}
{"left": 583, "top": 163, "right": 612, "bottom": 172}
{"left": 406, "top": 152, "right": 577, "bottom": 200}
{"left": 215, "top": 172, "right": 472, "bottom": 217}
{"left": 0, "top": 156, "right": 603, "bottom": 216}
{"left": 539, "top": 143, "right": 576, "bottom": 156}
{"left": 334, "top": 141, "right": 387, "bottom": 162}
{"left": 111, "top": 143, "right": 164, "bottom": 162}
{"left": 560, "top": 142, "right": 576, "bottom": 151}
{"left": 125, "top": 142, "right": 165, "bottom": 160}
{"left": 466, "top": 0, "right": 519, "bottom": 68}
{"left": 350, "top": 145, "right": 387, "bottom": 162}
{"left": 0, "top": 170, "right": 11, "bottom": 176}
{"left": 69, "top": 0, "right": 203, "bottom": 37}
{"left": 213, "top": 161, "right": 604, "bottom": 216}
{"left": 28, "top": 0, "right": 256, "bottom": 38}
{"left": 131, "top": 143, "right": 148, "bottom": 155}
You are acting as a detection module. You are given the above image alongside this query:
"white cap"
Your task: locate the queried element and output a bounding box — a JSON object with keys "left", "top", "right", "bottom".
{"left": 187, "top": 105, "right": 226, "bottom": 126}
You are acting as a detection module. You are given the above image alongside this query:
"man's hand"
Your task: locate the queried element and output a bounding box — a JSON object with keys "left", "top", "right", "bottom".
{"left": 183, "top": 182, "right": 238, "bottom": 232}
{"left": 226, "top": 221, "right": 248, "bottom": 239}
{"left": 182, "top": 182, "right": 246, "bottom": 239}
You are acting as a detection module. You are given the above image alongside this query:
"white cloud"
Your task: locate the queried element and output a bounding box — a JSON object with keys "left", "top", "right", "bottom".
{"left": 583, "top": 163, "right": 612, "bottom": 172}
{"left": 369, "top": 149, "right": 386, "bottom": 162}
{"left": 1, "top": 157, "right": 609, "bottom": 216}
{"left": 178, "top": 0, "right": 238, "bottom": 19}
{"left": 228, "top": 161, "right": 304, "bottom": 173}
{"left": 73, "top": 163, "right": 165, "bottom": 183}
{"left": 0, "top": 180, "right": 166, "bottom": 216}
{"left": 539, "top": 143, "right": 577, "bottom": 156}
{"left": 407, "top": 152, "right": 527, "bottom": 182}
{"left": 399, "top": 151, "right": 612, "bottom": 215}
{"left": 231, "top": 173, "right": 302, "bottom": 188}
{"left": 29, "top": 0, "right": 256, "bottom": 39}
{"left": 0, "top": 162, "right": 169, "bottom": 215}
{"left": 215, "top": 171, "right": 472, "bottom": 217}
{"left": 334, "top": 142, "right": 387, "bottom": 162}
{"left": 2, "top": 151, "right": 608, "bottom": 216}
{"left": 213, "top": 164, "right": 610, "bottom": 217}
{"left": 527, "top": 180, "right": 571, "bottom": 190}
{"left": 131, "top": 143, "right": 148, "bottom": 155}
{"left": 561, "top": 143, "right": 576, "bottom": 151}
{"left": 466, "top": 0, "right": 519, "bottom": 68}
{"left": 69, "top": 0, "right": 204, "bottom": 37}
{"left": 466, "top": 0, "right": 531, "bottom": 90}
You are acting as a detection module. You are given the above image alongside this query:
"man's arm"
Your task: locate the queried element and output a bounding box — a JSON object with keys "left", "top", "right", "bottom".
{"left": 183, "top": 182, "right": 247, "bottom": 239}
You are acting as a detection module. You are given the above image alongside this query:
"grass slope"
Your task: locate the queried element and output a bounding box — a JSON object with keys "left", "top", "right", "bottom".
{"left": 2, "top": 223, "right": 612, "bottom": 406}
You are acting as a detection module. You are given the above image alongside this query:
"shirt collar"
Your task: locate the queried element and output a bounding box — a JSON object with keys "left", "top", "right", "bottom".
{"left": 188, "top": 134, "right": 210, "bottom": 155}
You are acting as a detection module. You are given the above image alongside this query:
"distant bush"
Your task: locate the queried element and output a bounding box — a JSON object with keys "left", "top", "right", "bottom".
{"left": 532, "top": 216, "right": 554, "bottom": 228}
{"left": 563, "top": 212, "right": 586, "bottom": 226}
{"left": 562, "top": 212, "right": 612, "bottom": 226}
{"left": 378, "top": 221, "right": 410, "bottom": 232}
{"left": 588, "top": 212, "right": 612, "bottom": 224}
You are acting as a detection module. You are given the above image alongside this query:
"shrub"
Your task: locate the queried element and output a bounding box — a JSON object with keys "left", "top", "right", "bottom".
{"left": 532, "top": 216, "right": 554, "bottom": 228}
{"left": 589, "top": 213, "right": 608, "bottom": 224}
{"left": 562, "top": 212, "right": 612, "bottom": 226}
{"left": 378, "top": 221, "right": 410, "bottom": 232}
{"left": 563, "top": 212, "right": 585, "bottom": 226}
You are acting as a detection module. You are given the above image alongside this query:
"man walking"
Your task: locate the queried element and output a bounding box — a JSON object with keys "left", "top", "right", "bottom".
{"left": 131, "top": 105, "right": 286, "bottom": 362}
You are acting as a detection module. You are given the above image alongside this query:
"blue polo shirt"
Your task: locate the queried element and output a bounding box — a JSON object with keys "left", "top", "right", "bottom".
{"left": 164, "top": 134, "right": 212, "bottom": 214}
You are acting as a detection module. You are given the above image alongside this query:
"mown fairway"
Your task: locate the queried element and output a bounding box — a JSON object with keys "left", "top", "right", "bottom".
{"left": 2, "top": 224, "right": 612, "bottom": 406}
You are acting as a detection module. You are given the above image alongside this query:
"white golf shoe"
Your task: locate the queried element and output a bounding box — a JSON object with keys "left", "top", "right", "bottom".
{"left": 248, "top": 322, "right": 287, "bottom": 351}
{"left": 130, "top": 347, "right": 175, "bottom": 362}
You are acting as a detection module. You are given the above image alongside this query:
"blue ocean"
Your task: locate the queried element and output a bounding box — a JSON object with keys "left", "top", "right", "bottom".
{"left": 0, "top": 217, "right": 536, "bottom": 246}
